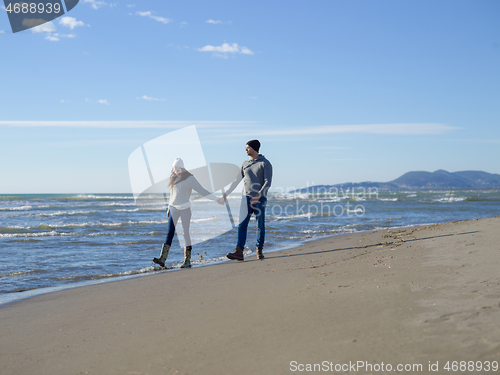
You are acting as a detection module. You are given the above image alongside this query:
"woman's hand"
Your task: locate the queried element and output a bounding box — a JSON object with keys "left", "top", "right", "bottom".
{"left": 217, "top": 194, "right": 227, "bottom": 205}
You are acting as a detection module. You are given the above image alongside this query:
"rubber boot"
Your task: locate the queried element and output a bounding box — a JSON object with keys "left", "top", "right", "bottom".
{"left": 180, "top": 246, "right": 192, "bottom": 268}
{"left": 227, "top": 246, "right": 244, "bottom": 261}
{"left": 257, "top": 247, "right": 264, "bottom": 260}
{"left": 153, "top": 244, "right": 170, "bottom": 267}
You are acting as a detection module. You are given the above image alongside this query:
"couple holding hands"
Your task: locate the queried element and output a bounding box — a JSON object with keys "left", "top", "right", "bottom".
{"left": 153, "top": 140, "right": 273, "bottom": 268}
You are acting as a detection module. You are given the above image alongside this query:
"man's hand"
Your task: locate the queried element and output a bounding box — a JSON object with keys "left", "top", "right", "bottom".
{"left": 217, "top": 194, "right": 227, "bottom": 205}
{"left": 250, "top": 194, "right": 261, "bottom": 205}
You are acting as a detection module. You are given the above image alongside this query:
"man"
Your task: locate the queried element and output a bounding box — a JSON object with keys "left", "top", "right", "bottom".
{"left": 218, "top": 140, "right": 273, "bottom": 261}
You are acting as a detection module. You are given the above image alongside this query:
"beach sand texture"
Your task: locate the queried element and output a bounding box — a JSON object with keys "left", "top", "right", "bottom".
{"left": 1, "top": 216, "right": 499, "bottom": 375}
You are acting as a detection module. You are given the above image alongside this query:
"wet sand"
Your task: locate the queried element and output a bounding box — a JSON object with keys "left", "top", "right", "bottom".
{"left": 1, "top": 216, "right": 499, "bottom": 375}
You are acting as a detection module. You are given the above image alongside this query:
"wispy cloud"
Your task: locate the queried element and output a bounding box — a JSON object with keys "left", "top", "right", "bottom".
{"left": 198, "top": 42, "right": 254, "bottom": 58}
{"left": 313, "top": 146, "right": 353, "bottom": 150}
{"left": 84, "top": 0, "right": 105, "bottom": 9}
{"left": 136, "top": 11, "right": 171, "bottom": 24}
{"left": 29, "top": 19, "right": 79, "bottom": 41}
{"left": 167, "top": 43, "right": 190, "bottom": 50}
{"left": 45, "top": 34, "right": 60, "bottom": 42}
{"left": 98, "top": 99, "right": 110, "bottom": 105}
{"left": 0, "top": 30, "right": 6, "bottom": 34}
{"left": 47, "top": 33, "right": 76, "bottom": 42}
{"left": 84, "top": 0, "right": 110, "bottom": 9}
{"left": 30, "top": 21, "right": 57, "bottom": 33}
{"left": 137, "top": 95, "right": 166, "bottom": 101}
{"left": 206, "top": 19, "right": 232, "bottom": 25}
{"left": 59, "top": 17, "right": 86, "bottom": 30}
{"left": 0, "top": 121, "right": 253, "bottom": 129}
{"left": 236, "top": 124, "right": 459, "bottom": 136}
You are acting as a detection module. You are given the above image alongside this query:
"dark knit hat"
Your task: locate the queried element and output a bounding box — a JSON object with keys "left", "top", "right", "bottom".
{"left": 246, "top": 139, "right": 261, "bottom": 152}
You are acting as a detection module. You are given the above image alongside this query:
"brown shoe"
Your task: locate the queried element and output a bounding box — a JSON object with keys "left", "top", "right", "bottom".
{"left": 227, "top": 246, "right": 244, "bottom": 261}
{"left": 257, "top": 247, "right": 264, "bottom": 260}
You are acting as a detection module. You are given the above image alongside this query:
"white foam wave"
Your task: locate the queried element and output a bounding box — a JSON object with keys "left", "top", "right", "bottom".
{"left": 0, "top": 205, "right": 33, "bottom": 211}
{"left": 433, "top": 197, "right": 466, "bottom": 203}
{"left": 76, "top": 194, "right": 133, "bottom": 200}
{"left": 191, "top": 216, "right": 217, "bottom": 223}
{"left": 273, "top": 213, "right": 314, "bottom": 220}
{"left": 35, "top": 210, "right": 97, "bottom": 217}
{"left": 0, "top": 230, "right": 59, "bottom": 238}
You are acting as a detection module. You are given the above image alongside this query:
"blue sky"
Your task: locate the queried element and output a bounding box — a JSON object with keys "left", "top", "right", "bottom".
{"left": 1, "top": 0, "right": 499, "bottom": 193}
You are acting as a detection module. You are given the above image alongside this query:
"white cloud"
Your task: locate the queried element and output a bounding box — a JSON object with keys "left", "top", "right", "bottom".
{"left": 237, "top": 124, "right": 459, "bottom": 137}
{"left": 198, "top": 43, "right": 254, "bottom": 57}
{"left": 28, "top": 20, "right": 75, "bottom": 41}
{"left": 29, "top": 21, "right": 56, "bottom": 33}
{"left": 126, "top": 4, "right": 135, "bottom": 7}
{"left": 43, "top": 33, "right": 75, "bottom": 42}
{"left": 167, "top": 43, "right": 190, "bottom": 50}
{"left": 0, "top": 121, "right": 251, "bottom": 129}
{"left": 206, "top": 19, "right": 232, "bottom": 25}
{"left": 179, "top": 21, "right": 188, "bottom": 27}
{"left": 138, "top": 95, "right": 166, "bottom": 101}
{"left": 0, "top": 30, "right": 6, "bottom": 34}
{"left": 98, "top": 99, "right": 110, "bottom": 105}
{"left": 59, "top": 17, "right": 85, "bottom": 30}
{"left": 313, "top": 146, "right": 352, "bottom": 150}
{"left": 46, "top": 34, "right": 60, "bottom": 42}
{"left": 84, "top": 0, "right": 107, "bottom": 9}
{"left": 136, "top": 11, "right": 171, "bottom": 24}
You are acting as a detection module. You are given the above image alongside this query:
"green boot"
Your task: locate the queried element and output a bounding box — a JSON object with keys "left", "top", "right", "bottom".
{"left": 153, "top": 244, "right": 170, "bottom": 267}
{"left": 180, "top": 246, "right": 192, "bottom": 268}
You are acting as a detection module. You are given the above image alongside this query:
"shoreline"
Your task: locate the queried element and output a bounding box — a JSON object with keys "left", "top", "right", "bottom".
{"left": 0, "top": 221, "right": 435, "bottom": 308}
{"left": 1, "top": 216, "right": 499, "bottom": 374}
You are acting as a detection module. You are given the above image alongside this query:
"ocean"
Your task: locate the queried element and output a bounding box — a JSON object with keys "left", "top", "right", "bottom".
{"left": 1, "top": 189, "right": 499, "bottom": 305}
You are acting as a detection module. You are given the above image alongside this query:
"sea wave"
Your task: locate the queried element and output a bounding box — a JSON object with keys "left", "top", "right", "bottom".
{"left": 0, "top": 230, "right": 59, "bottom": 238}
{"left": 433, "top": 197, "right": 467, "bottom": 203}
{"left": 73, "top": 195, "right": 134, "bottom": 200}
{"left": 0, "top": 269, "right": 49, "bottom": 279}
{"left": 191, "top": 216, "right": 218, "bottom": 223}
{"left": 273, "top": 213, "right": 314, "bottom": 220}
{"left": 0, "top": 205, "right": 33, "bottom": 211}
{"left": 33, "top": 210, "right": 98, "bottom": 217}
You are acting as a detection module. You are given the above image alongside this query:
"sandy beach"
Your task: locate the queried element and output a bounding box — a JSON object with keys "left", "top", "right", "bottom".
{"left": 1, "top": 216, "right": 499, "bottom": 375}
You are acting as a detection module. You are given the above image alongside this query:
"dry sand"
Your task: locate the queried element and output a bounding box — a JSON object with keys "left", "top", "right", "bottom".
{"left": 1, "top": 216, "right": 499, "bottom": 375}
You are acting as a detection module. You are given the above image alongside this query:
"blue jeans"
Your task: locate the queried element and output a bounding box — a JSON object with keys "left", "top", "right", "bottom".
{"left": 237, "top": 196, "right": 267, "bottom": 248}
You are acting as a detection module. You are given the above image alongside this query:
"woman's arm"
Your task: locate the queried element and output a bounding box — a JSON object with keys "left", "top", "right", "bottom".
{"left": 190, "top": 177, "right": 219, "bottom": 201}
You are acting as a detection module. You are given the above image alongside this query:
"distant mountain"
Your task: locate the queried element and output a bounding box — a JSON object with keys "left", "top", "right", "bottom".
{"left": 389, "top": 170, "right": 500, "bottom": 189}
{"left": 294, "top": 170, "right": 500, "bottom": 193}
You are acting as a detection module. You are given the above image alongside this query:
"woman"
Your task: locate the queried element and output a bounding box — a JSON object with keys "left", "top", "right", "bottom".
{"left": 153, "top": 158, "right": 219, "bottom": 268}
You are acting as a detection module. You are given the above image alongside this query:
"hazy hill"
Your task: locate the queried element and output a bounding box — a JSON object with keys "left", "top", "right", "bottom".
{"left": 294, "top": 170, "right": 500, "bottom": 193}
{"left": 389, "top": 170, "right": 500, "bottom": 188}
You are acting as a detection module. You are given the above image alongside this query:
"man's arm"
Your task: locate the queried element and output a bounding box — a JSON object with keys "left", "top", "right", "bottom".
{"left": 218, "top": 171, "right": 243, "bottom": 204}
{"left": 258, "top": 161, "right": 273, "bottom": 197}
